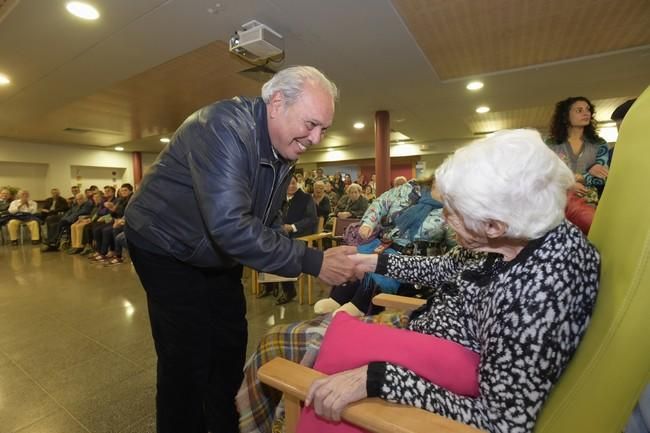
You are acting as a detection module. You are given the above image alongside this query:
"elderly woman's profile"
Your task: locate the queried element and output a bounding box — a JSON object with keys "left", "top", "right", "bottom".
{"left": 237, "top": 129, "right": 600, "bottom": 433}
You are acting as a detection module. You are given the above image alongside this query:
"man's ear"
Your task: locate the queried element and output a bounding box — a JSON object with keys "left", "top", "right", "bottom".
{"left": 268, "top": 91, "right": 284, "bottom": 118}
{"left": 485, "top": 219, "right": 508, "bottom": 239}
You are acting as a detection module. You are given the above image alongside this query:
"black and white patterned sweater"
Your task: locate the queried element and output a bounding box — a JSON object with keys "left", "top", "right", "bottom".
{"left": 367, "top": 220, "right": 600, "bottom": 433}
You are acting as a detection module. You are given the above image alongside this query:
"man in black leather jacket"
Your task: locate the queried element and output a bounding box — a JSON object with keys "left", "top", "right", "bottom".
{"left": 124, "top": 66, "right": 356, "bottom": 433}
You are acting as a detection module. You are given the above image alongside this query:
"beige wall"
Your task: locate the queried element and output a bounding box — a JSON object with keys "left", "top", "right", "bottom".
{"left": 0, "top": 138, "right": 135, "bottom": 198}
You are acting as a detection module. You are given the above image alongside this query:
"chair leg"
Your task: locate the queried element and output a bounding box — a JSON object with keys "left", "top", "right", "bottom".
{"left": 252, "top": 270, "right": 259, "bottom": 295}
{"left": 284, "top": 394, "right": 301, "bottom": 433}
{"left": 298, "top": 275, "right": 304, "bottom": 304}
{"left": 308, "top": 275, "right": 313, "bottom": 305}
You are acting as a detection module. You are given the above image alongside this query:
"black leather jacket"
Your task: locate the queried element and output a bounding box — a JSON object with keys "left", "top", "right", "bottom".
{"left": 125, "top": 97, "right": 323, "bottom": 277}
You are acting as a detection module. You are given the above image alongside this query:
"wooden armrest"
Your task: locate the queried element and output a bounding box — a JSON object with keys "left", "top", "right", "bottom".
{"left": 259, "top": 357, "right": 482, "bottom": 433}
{"left": 372, "top": 293, "right": 426, "bottom": 311}
{"left": 297, "top": 232, "right": 333, "bottom": 243}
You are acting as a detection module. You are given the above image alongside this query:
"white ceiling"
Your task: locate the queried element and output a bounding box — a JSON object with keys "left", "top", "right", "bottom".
{"left": 0, "top": 0, "right": 648, "bottom": 154}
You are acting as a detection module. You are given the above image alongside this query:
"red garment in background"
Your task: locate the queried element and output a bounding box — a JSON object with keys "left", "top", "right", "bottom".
{"left": 565, "top": 191, "right": 596, "bottom": 235}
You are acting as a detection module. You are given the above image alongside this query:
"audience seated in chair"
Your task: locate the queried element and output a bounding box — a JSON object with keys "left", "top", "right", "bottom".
{"left": 312, "top": 180, "right": 331, "bottom": 220}
{"left": 39, "top": 187, "right": 69, "bottom": 219}
{"left": 237, "top": 129, "right": 600, "bottom": 433}
{"left": 7, "top": 190, "right": 42, "bottom": 245}
{"left": 258, "top": 175, "right": 318, "bottom": 304}
{"left": 67, "top": 191, "right": 105, "bottom": 254}
{"left": 66, "top": 185, "right": 80, "bottom": 207}
{"left": 88, "top": 183, "right": 133, "bottom": 261}
{"left": 323, "top": 180, "right": 339, "bottom": 208}
{"left": 314, "top": 177, "right": 455, "bottom": 317}
{"left": 331, "top": 183, "right": 368, "bottom": 220}
{"left": 42, "top": 192, "right": 93, "bottom": 251}
{"left": 0, "top": 188, "right": 12, "bottom": 222}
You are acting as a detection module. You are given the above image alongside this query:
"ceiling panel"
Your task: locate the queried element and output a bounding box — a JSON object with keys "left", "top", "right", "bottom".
{"left": 0, "top": 41, "right": 263, "bottom": 148}
{"left": 392, "top": 0, "right": 650, "bottom": 79}
{"left": 464, "top": 96, "right": 635, "bottom": 135}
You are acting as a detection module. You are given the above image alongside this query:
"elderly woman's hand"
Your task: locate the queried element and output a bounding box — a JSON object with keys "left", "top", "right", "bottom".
{"left": 337, "top": 211, "right": 352, "bottom": 219}
{"left": 349, "top": 253, "right": 378, "bottom": 279}
{"left": 358, "top": 224, "right": 372, "bottom": 239}
{"left": 305, "top": 365, "right": 368, "bottom": 422}
{"left": 588, "top": 164, "right": 609, "bottom": 179}
{"left": 572, "top": 182, "right": 589, "bottom": 196}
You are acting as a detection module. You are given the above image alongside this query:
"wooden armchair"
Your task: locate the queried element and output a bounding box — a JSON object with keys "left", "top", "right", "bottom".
{"left": 250, "top": 218, "right": 332, "bottom": 303}
{"left": 258, "top": 86, "right": 650, "bottom": 432}
{"left": 331, "top": 217, "right": 360, "bottom": 245}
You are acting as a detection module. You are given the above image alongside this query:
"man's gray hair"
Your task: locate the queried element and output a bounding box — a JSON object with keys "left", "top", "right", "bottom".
{"left": 436, "top": 129, "right": 574, "bottom": 239}
{"left": 261, "top": 66, "right": 338, "bottom": 106}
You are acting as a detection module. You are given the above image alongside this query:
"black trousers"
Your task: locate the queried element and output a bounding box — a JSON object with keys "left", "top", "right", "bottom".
{"left": 129, "top": 242, "right": 247, "bottom": 433}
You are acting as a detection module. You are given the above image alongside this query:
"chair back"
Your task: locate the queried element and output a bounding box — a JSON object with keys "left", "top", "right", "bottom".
{"left": 535, "top": 86, "right": 650, "bottom": 432}
{"left": 332, "top": 217, "right": 359, "bottom": 237}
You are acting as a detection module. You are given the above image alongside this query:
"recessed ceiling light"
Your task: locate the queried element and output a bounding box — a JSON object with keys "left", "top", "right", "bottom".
{"left": 353, "top": 122, "right": 365, "bottom": 129}
{"left": 160, "top": 137, "right": 170, "bottom": 143}
{"left": 66, "top": 2, "right": 100, "bottom": 20}
{"left": 475, "top": 106, "right": 490, "bottom": 114}
{"left": 115, "top": 146, "right": 124, "bottom": 151}
{"left": 466, "top": 81, "right": 484, "bottom": 91}
{"left": 0, "top": 73, "right": 10, "bottom": 85}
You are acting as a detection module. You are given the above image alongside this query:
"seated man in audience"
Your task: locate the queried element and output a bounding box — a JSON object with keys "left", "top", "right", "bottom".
{"left": 258, "top": 175, "right": 318, "bottom": 304}
{"left": 323, "top": 180, "right": 339, "bottom": 208}
{"left": 67, "top": 185, "right": 80, "bottom": 207}
{"left": 237, "top": 130, "right": 600, "bottom": 433}
{"left": 0, "top": 188, "right": 12, "bottom": 224}
{"left": 103, "top": 185, "right": 116, "bottom": 203}
{"left": 42, "top": 192, "right": 93, "bottom": 251}
{"left": 7, "top": 190, "right": 41, "bottom": 245}
{"left": 39, "top": 188, "right": 69, "bottom": 219}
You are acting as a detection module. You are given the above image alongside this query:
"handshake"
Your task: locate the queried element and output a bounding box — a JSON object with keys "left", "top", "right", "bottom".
{"left": 317, "top": 246, "right": 379, "bottom": 286}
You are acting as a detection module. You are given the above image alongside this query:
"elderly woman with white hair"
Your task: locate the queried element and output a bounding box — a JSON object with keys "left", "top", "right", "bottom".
{"left": 237, "top": 129, "right": 600, "bottom": 433}
{"left": 331, "top": 183, "right": 368, "bottom": 219}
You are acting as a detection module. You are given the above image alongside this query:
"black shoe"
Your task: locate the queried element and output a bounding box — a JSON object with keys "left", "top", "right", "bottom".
{"left": 32, "top": 240, "right": 41, "bottom": 245}
{"left": 10, "top": 240, "right": 18, "bottom": 246}
{"left": 41, "top": 244, "right": 58, "bottom": 252}
{"left": 276, "top": 288, "right": 296, "bottom": 305}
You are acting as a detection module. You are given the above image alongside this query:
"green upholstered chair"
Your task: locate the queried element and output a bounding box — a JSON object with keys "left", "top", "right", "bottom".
{"left": 535, "top": 85, "right": 650, "bottom": 432}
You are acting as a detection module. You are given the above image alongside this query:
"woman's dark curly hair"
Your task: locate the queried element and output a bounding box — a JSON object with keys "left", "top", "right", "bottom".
{"left": 548, "top": 96, "right": 600, "bottom": 144}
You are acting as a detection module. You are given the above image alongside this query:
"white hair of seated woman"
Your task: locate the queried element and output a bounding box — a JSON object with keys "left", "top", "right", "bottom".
{"left": 436, "top": 128, "right": 574, "bottom": 240}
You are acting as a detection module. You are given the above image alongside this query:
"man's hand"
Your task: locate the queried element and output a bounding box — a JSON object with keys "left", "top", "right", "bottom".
{"left": 318, "top": 246, "right": 357, "bottom": 285}
{"left": 305, "top": 366, "right": 368, "bottom": 422}
{"left": 588, "top": 164, "right": 609, "bottom": 179}
{"left": 358, "top": 224, "right": 372, "bottom": 240}
{"left": 104, "top": 201, "right": 116, "bottom": 210}
{"left": 282, "top": 224, "right": 293, "bottom": 234}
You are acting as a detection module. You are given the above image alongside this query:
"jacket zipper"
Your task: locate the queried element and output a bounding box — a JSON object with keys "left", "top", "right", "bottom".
{"left": 261, "top": 161, "right": 277, "bottom": 224}
{"left": 261, "top": 161, "right": 292, "bottom": 225}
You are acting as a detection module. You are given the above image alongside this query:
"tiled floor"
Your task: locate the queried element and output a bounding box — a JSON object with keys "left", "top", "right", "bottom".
{"left": 0, "top": 243, "right": 324, "bottom": 433}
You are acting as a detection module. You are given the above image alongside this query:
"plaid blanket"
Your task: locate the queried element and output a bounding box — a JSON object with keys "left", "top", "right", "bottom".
{"left": 237, "top": 312, "right": 408, "bottom": 433}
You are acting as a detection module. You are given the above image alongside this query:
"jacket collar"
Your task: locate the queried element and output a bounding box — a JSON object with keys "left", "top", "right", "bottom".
{"left": 254, "top": 97, "right": 295, "bottom": 169}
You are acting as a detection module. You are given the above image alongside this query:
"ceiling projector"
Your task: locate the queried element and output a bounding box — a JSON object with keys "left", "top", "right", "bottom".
{"left": 229, "top": 20, "right": 284, "bottom": 62}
